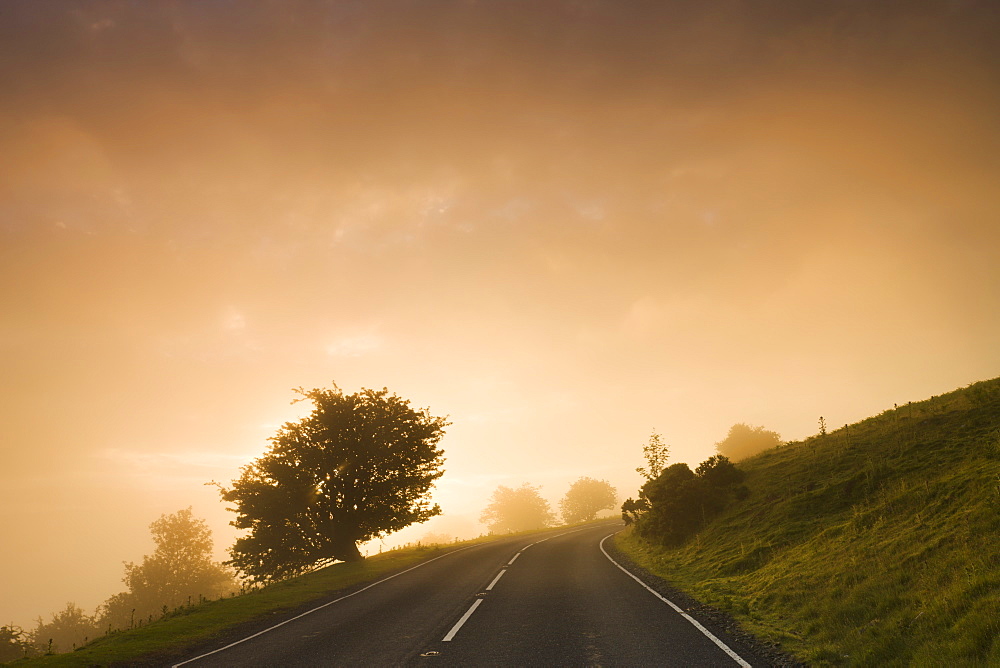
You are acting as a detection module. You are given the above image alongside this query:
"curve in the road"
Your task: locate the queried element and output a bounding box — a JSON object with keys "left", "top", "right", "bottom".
{"left": 170, "top": 523, "right": 764, "bottom": 666}
{"left": 599, "top": 533, "right": 751, "bottom": 667}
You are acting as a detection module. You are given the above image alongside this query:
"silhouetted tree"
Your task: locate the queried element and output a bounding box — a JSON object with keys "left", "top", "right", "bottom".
{"left": 636, "top": 456, "right": 748, "bottom": 546}
{"left": 100, "top": 508, "right": 235, "bottom": 630}
{"left": 620, "top": 497, "right": 647, "bottom": 525}
{"left": 480, "top": 484, "right": 554, "bottom": 533}
{"left": 221, "top": 385, "right": 448, "bottom": 581}
{"left": 0, "top": 625, "right": 32, "bottom": 662}
{"left": 715, "top": 423, "right": 782, "bottom": 461}
{"left": 29, "top": 602, "right": 100, "bottom": 654}
{"left": 637, "top": 463, "right": 702, "bottom": 544}
{"left": 559, "top": 477, "right": 618, "bottom": 523}
{"left": 695, "top": 454, "right": 746, "bottom": 488}
{"left": 636, "top": 430, "right": 670, "bottom": 481}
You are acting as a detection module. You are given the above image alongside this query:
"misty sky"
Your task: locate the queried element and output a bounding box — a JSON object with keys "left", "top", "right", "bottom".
{"left": 3, "top": 0, "right": 999, "bottom": 628}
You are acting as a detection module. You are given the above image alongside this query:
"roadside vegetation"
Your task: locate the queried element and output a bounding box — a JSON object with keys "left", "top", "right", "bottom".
{"left": 617, "top": 377, "right": 1000, "bottom": 665}
{"left": 3, "top": 542, "right": 461, "bottom": 667}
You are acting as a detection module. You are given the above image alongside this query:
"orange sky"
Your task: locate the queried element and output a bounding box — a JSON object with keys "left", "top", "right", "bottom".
{"left": 2, "top": 1, "right": 999, "bottom": 629}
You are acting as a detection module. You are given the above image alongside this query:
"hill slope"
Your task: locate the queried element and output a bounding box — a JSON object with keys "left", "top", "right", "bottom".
{"left": 618, "top": 377, "right": 1000, "bottom": 666}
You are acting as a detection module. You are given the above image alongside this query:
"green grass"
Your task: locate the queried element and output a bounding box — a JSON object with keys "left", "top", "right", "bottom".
{"left": 617, "top": 377, "right": 1000, "bottom": 666}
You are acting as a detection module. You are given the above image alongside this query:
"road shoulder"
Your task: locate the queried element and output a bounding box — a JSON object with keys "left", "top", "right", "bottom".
{"left": 604, "top": 531, "right": 804, "bottom": 668}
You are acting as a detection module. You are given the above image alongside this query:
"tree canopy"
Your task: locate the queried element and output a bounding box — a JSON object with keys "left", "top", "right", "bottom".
{"left": 634, "top": 455, "right": 747, "bottom": 546}
{"left": 480, "top": 484, "right": 554, "bottom": 533}
{"left": 715, "top": 423, "right": 782, "bottom": 461}
{"left": 221, "top": 385, "right": 448, "bottom": 581}
{"left": 559, "top": 477, "right": 618, "bottom": 523}
{"left": 100, "top": 508, "right": 234, "bottom": 630}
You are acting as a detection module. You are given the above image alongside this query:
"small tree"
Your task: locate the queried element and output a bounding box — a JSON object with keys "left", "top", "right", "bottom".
{"left": 29, "top": 602, "right": 100, "bottom": 655}
{"left": 221, "top": 385, "right": 448, "bottom": 581}
{"left": 99, "top": 508, "right": 235, "bottom": 630}
{"left": 559, "top": 477, "right": 618, "bottom": 523}
{"left": 636, "top": 431, "right": 669, "bottom": 481}
{"left": 0, "top": 625, "right": 32, "bottom": 662}
{"left": 125, "top": 508, "right": 235, "bottom": 609}
{"left": 480, "top": 484, "right": 554, "bottom": 533}
{"left": 715, "top": 423, "right": 782, "bottom": 461}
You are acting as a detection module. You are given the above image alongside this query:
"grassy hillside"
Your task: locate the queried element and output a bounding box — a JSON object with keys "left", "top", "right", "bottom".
{"left": 618, "top": 377, "right": 1000, "bottom": 666}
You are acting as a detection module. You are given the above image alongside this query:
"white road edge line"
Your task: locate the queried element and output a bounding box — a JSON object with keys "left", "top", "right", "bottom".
{"left": 485, "top": 569, "right": 506, "bottom": 591}
{"left": 599, "top": 534, "right": 752, "bottom": 668}
{"left": 171, "top": 545, "right": 477, "bottom": 667}
{"left": 442, "top": 599, "right": 483, "bottom": 642}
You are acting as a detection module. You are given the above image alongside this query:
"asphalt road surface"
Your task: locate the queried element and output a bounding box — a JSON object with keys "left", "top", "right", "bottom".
{"left": 172, "top": 522, "right": 766, "bottom": 667}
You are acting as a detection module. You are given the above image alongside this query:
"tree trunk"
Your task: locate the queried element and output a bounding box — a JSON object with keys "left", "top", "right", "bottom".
{"left": 337, "top": 540, "right": 364, "bottom": 562}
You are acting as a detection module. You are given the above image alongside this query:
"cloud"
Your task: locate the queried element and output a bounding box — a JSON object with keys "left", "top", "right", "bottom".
{"left": 325, "top": 333, "right": 384, "bottom": 358}
{"left": 222, "top": 307, "right": 247, "bottom": 331}
{"left": 98, "top": 448, "right": 252, "bottom": 468}
{"left": 95, "top": 448, "right": 256, "bottom": 491}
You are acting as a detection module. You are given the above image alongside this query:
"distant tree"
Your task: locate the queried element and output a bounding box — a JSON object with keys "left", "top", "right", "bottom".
{"left": 100, "top": 508, "right": 235, "bottom": 630}
{"left": 559, "top": 477, "right": 618, "bottom": 523}
{"left": 480, "top": 484, "right": 555, "bottom": 533}
{"left": 125, "top": 508, "right": 235, "bottom": 609}
{"left": 0, "top": 625, "right": 32, "bottom": 662}
{"left": 98, "top": 592, "right": 137, "bottom": 633}
{"left": 715, "top": 423, "right": 782, "bottom": 461}
{"left": 29, "top": 602, "right": 100, "bottom": 654}
{"left": 220, "top": 385, "right": 448, "bottom": 581}
{"left": 636, "top": 431, "right": 670, "bottom": 481}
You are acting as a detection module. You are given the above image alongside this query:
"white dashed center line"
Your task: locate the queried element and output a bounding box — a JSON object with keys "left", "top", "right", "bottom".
{"left": 442, "top": 599, "right": 483, "bottom": 642}
{"left": 441, "top": 526, "right": 595, "bottom": 643}
{"left": 485, "top": 569, "right": 506, "bottom": 591}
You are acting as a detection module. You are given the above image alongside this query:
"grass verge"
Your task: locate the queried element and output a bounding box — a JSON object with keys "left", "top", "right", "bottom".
{"left": 616, "top": 377, "right": 1000, "bottom": 666}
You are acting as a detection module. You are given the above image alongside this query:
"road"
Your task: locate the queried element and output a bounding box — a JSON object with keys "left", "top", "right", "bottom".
{"left": 172, "top": 522, "right": 764, "bottom": 667}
